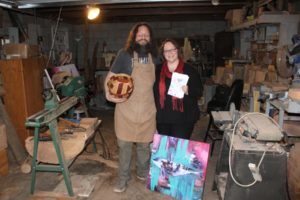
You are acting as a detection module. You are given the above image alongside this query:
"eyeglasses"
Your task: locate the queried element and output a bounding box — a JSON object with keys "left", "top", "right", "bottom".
{"left": 163, "top": 48, "right": 177, "bottom": 54}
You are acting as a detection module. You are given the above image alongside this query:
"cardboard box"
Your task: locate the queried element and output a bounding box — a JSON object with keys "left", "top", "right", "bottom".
{"left": 3, "top": 43, "right": 40, "bottom": 59}
{"left": 233, "top": 65, "right": 245, "bottom": 80}
{"left": 223, "top": 72, "right": 234, "bottom": 86}
{"left": 0, "top": 123, "right": 7, "bottom": 150}
{"left": 266, "top": 71, "right": 278, "bottom": 81}
{"left": 214, "top": 67, "right": 225, "bottom": 84}
{"left": 243, "top": 82, "right": 251, "bottom": 95}
{"left": 255, "top": 69, "right": 267, "bottom": 83}
{"left": 246, "top": 69, "right": 256, "bottom": 84}
{"left": 0, "top": 148, "right": 8, "bottom": 176}
{"left": 225, "top": 9, "right": 244, "bottom": 26}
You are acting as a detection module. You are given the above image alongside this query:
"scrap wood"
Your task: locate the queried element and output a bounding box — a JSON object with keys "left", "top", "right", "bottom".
{"left": 80, "top": 154, "right": 118, "bottom": 169}
{"left": 25, "top": 118, "right": 99, "bottom": 164}
{"left": 31, "top": 191, "right": 76, "bottom": 200}
{"left": 0, "top": 86, "right": 5, "bottom": 96}
{"left": 42, "top": 118, "right": 98, "bottom": 137}
{"left": 263, "top": 81, "right": 289, "bottom": 91}
{"left": 288, "top": 88, "right": 300, "bottom": 101}
{"left": 0, "top": 99, "right": 26, "bottom": 164}
{"left": 59, "top": 118, "right": 79, "bottom": 127}
{"left": 54, "top": 174, "right": 99, "bottom": 198}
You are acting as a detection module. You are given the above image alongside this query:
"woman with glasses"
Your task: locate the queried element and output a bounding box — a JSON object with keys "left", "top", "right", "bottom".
{"left": 153, "top": 38, "right": 202, "bottom": 140}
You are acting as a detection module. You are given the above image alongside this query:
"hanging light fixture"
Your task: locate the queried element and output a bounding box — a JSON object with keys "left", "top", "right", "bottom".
{"left": 211, "top": 0, "right": 220, "bottom": 6}
{"left": 87, "top": 5, "right": 100, "bottom": 20}
{"left": 0, "top": 2, "right": 12, "bottom": 8}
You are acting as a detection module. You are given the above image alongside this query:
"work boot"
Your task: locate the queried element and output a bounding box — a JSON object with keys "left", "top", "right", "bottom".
{"left": 113, "top": 181, "right": 127, "bottom": 193}
{"left": 136, "top": 175, "right": 147, "bottom": 181}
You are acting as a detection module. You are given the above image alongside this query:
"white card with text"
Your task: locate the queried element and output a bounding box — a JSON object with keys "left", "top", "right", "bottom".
{"left": 167, "top": 72, "right": 189, "bottom": 99}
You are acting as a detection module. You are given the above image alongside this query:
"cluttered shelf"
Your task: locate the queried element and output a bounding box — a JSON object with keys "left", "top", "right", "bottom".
{"left": 229, "top": 12, "right": 300, "bottom": 32}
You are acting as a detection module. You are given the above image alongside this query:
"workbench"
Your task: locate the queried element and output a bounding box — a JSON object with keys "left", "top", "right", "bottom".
{"left": 26, "top": 116, "right": 111, "bottom": 196}
{"left": 214, "top": 131, "right": 288, "bottom": 200}
{"left": 25, "top": 97, "right": 110, "bottom": 197}
{"left": 265, "top": 99, "right": 300, "bottom": 138}
{"left": 26, "top": 118, "right": 102, "bottom": 164}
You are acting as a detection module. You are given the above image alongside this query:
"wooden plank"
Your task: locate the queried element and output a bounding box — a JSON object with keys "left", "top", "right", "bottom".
{"left": 0, "top": 58, "right": 45, "bottom": 146}
{"left": 0, "top": 148, "right": 9, "bottom": 176}
{"left": 253, "top": 90, "right": 261, "bottom": 112}
{"left": 0, "top": 99, "right": 26, "bottom": 164}
{"left": 25, "top": 118, "right": 99, "bottom": 164}
{"left": 0, "top": 121, "right": 7, "bottom": 150}
{"left": 0, "top": 59, "right": 28, "bottom": 145}
{"left": 31, "top": 191, "right": 76, "bottom": 200}
{"left": 54, "top": 174, "right": 99, "bottom": 198}
{"left": 22, "top": 58, "right": 45, "bottom": 117}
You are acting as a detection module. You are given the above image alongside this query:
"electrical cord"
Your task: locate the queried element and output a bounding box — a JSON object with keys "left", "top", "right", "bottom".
{"left": 228, "top": 112, "right": 282, "bottom": 187}
{"left": 42, "top": 7, "right": 63, "bottom": 102}
{"left": 46, "top": 6, "right": 63, "bottom": 69}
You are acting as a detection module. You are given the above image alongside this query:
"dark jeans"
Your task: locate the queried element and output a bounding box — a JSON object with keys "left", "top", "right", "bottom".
{"left": 117, "top": 139, "right": 150, "bottom": 186}
{"left": 157, "top": 122, "right": 195, "bottom": 140}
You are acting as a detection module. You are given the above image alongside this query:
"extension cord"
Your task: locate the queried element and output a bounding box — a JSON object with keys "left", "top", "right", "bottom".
{"left": 248, "top": 163, "right": 262, "bottom": 182}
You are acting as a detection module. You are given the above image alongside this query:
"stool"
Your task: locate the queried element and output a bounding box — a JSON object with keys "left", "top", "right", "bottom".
{"left": 74, "top": 109, "right": 85, "bottom": 120}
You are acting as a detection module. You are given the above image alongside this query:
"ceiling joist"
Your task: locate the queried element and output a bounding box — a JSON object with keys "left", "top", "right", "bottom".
{"left": 0, "top": 0, "right": 247, "bottom": 23}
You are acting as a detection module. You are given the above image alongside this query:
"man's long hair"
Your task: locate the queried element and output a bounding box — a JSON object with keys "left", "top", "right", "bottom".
{"left": 124, "top": 22, "right": 157, "bottom": 57}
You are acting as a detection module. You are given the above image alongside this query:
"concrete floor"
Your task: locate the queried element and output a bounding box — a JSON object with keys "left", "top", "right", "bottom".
{"left": 0, "top": 108, "right": 220, "bottom": 200}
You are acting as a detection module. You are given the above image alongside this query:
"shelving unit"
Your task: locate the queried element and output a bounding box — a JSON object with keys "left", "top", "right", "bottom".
{"left": 230, "top": 13, "right": 300, "bottom": 44}
{"left": 229, "top": 13, "right": 300, "bottom": 66}
{"left": 230, "top": 13, "right": 299, "bottom": 30}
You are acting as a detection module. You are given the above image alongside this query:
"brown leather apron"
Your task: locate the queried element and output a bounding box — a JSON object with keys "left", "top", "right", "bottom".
{"left": 115, "top": 52, "right": 156, "bottom": 142}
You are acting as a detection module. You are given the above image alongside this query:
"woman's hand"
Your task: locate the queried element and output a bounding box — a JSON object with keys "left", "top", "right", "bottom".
{"left": 182, "top": 85, "right": 189, "bottom": 95}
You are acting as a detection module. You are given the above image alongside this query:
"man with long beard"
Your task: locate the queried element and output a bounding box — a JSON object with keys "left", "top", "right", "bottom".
{"left": 104, "top": 22, "right": 158, "bottom": 193}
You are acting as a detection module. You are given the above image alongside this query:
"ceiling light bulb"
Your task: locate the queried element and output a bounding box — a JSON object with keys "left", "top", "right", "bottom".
{"left": 0, "top": 2, "right": 12, "bottom": 8}
{"left": 211, "top": 0, "right": 220, "bottom": 6}
{"left": 87, "top": 6, "right": 100, "bottom": 20}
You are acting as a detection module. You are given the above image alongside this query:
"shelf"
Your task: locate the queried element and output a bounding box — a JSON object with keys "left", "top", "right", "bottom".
{"left": 229, "top": 13, "right": 300, "bottom": 32}
{"left": 222, "top": 58, "right": 252, "bottom": 63}
{"left": 251, "top": 40, "right": 278, "bottom": 44}
{"left": 251, "top": 49, "right": 277, "bottom": 52}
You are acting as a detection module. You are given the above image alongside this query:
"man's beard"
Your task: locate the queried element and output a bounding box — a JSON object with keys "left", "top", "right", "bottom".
{"left": 133, "top": 42, "right": 151, "bottom": 55}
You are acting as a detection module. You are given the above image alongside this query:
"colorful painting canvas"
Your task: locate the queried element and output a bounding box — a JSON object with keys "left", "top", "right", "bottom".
{"left": 147, "top": 133, "right": 210, "bottom": 200}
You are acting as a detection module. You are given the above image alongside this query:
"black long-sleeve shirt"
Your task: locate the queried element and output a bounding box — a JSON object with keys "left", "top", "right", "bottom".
{"left": 153, "top": 63, "right": 202, "bottom": 124}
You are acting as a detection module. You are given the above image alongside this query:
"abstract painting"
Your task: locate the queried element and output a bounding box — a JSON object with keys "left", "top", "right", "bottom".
{"left": 147, "top": 133, "right": 210, "bottom": 200}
